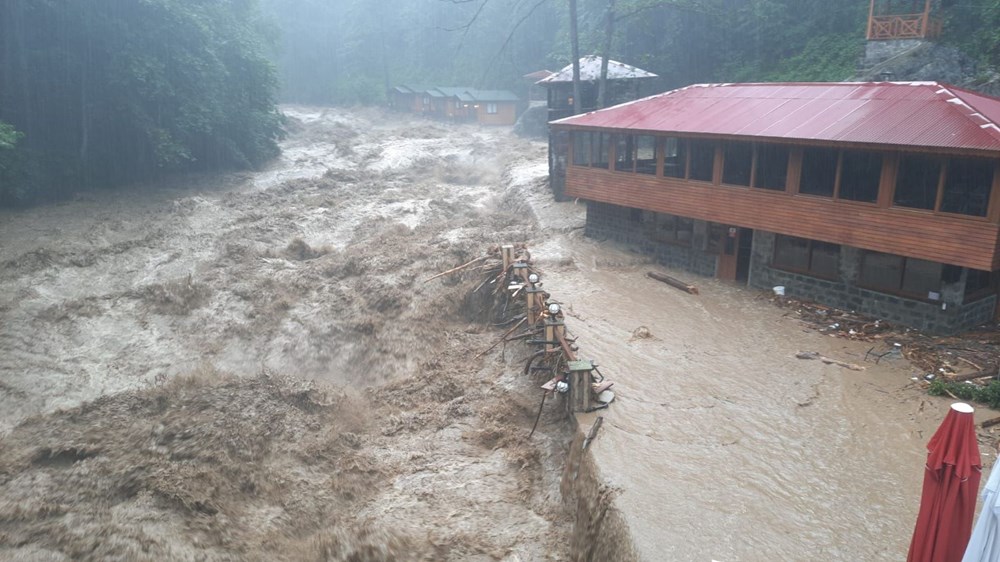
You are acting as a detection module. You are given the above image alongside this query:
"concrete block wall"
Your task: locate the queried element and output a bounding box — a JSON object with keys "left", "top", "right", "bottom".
{"left": 749, "top": 230, "right": 996, "bottom": 334}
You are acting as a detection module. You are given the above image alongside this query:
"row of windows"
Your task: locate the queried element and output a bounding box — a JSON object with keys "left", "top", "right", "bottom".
{"left": 571, "top": 132, "right": 997, "bottom": 218}
{"left": 771, "top": 234, "right": 993, "bottom": 301}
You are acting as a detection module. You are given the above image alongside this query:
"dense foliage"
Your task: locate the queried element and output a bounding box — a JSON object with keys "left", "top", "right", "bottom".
{"left": 260, "top": 0, "right": 563, "bottom": 104}
{"left": 0, "top": 0, "right": 282, "bottom": 205}
{"left": 928, "top": 378, "right": 1000, "bottom": 410}
{"left": 4, "top": 0, "right": 1000, "bottom": 205}
{"left": 263, "top": 0, "right": 1000, "bottom": 104}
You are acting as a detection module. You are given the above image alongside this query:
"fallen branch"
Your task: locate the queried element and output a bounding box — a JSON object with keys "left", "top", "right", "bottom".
{"left": 474, "top": 317, "right": 527, "bottom": 359}
{"left": 425, "top": 255, "right": 489, "bottom": 283}
{"left": 646, "top": 271, "right": 698, "bottom": 295}
{"left": 582, "top": 416, "right": 604, "bottom": 450}
{"left": 796, "top": 351, "right": 865, "bottom": 371}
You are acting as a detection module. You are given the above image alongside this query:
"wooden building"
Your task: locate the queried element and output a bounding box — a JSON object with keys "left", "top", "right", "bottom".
{"left": 536, "top": 56, "right": 657, "bottom": 200}
{"left": 426, "top": 87, "right": 475, "bottom": 121}
{"left": 551, "top": 81, "right": 1000, "bottom": 333}
{"left": 389, "top": 85, "right": 520, "bottom": 125}
{"left": 465, "top": 90, "right": 520, "bottom": 126}
{"left": 388, "top": 84, "right": 430, "bottom": 113}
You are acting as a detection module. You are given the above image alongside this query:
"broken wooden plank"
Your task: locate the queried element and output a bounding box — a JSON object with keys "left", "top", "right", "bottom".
{"left": 646, "top": 271, "right": 699, "bottom": 295}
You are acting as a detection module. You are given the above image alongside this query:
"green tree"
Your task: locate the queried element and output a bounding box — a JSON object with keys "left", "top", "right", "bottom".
{"left": 0, "top": 0, "right": 282, "bottom": 204}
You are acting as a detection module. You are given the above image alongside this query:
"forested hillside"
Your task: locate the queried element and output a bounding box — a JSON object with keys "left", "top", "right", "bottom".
{"left": 262, "top": 0, "right": 1000, "bottom": 104}
{"left": 0, "top": 0, "right": 282, "bottom": 205}
{"left": 3, "top": 0, "right": 1000, "bottom": 205}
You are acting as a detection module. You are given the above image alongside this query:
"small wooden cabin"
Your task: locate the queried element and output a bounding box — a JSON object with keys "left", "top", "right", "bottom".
{"left": 465, "top": 90, "right": 520, "bottom": 126}
{"left": 551, "top": 81, "right": 1000, "bottom": 333}
{"left": 427, "top": 87, "right": 476, "bottom": 121}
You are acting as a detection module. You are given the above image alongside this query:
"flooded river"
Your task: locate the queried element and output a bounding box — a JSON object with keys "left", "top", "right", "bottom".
{"left": 525, "top": 231, "right": 997, "bottom": 560}
{"left": 1, "top": 105, "right": 995, "bottom": 560}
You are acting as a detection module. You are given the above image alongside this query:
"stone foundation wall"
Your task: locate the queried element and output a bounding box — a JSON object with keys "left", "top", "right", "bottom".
{"left": 584, "top": 201, "right": 717, "bottom": 277}
{"left": 749, "top": 230, "right": 996, "bottom": 334}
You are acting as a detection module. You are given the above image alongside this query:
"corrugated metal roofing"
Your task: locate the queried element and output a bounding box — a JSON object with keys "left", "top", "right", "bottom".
{"left": 537, "top": 56, "right": 657, "bottom": 85}
{"left": 551, "top": 82, "right": 1000, "bottom": 152}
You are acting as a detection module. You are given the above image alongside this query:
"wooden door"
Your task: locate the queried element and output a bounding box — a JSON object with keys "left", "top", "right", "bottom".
{"left": 716, "top": 226, "right": 739, "bottom": 281}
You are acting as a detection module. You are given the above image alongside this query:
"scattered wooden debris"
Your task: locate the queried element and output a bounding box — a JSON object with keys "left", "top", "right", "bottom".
{"left": 646, "top": 271, "right": 698, "bottom": 295}
{"left": 795, "top": 351, "right": 865, "bottom": 371}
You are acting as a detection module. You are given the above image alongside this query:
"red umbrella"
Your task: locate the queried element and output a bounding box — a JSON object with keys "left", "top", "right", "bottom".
{"left": 908, "top": 403, "right": 982, "bottom": 562}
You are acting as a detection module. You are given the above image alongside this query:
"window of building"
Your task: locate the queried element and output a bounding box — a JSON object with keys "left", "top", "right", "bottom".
{"left": 487, "top": 103, "right": 498, "bottom": 114}
{"left": 839, "top": 150, "right": 882, "bottom": 203}
{"left": 646, "top": 213, "right": 693, "bottom": 246}
{"left": 572, "top": 132, "right": 592, "bottom": 166}
{"left": 663, "top": 137, "right": 685, "bottom": 178}
{"left": 753, "top": 144, "right": 789, "bottom": 191}
{"left": 455, "top": 100, "right": 462, "bottom": 109}
{"left": 965, "top": 268, "right": 994, "bottom": 300}
{"left": 613, "top": 134, "right": 657, "bottom": 174}
{"left": 593, "top": 132, "right": 611, "bottom": 169}
{"left": 706, "top": 223, "right": 727, "bottom": 254}
{"left": 635, "top": 135, "right": 657, "bottom": 175}
{"left": 688, "top": 139, "right": 715, "bottom": 182}
{"left": 799, "top": 147, "right": 838, "bottom": 197}
{"left": 772, "top": 235, "right": 839, "bottom": 278}
{"left": 722, "top": 142, "right": 753, "bottom": 186}
{"left": 859, "top": 251, "right": 944, "bottom": 299}
{"left": 614, "top": 135, "right": 635, "bottom": 172}
{"left": 894, "top": 154, "right": 942, "bottom": 210}
{"left": 941, "top": 157, "right": 993, "bottom": 217}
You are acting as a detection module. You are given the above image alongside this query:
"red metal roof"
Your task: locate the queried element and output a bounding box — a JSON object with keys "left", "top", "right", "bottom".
{"left": 551, "top": 82, "right": 1000, "bottom": 152}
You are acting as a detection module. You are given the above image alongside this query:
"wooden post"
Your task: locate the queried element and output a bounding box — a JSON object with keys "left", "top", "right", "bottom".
{"left": 526, "top": 289, "right": 536, "bottom": 326}
{"left": 544, "top": 318, "right": 558, "bottom": 352}
{"left": 566, "top": 360, "right": 594, "bottom": 413}
{"left": 526, "top": 287, "right": 544, "bottom": 327}
{"left": 501, "top": 245, "right": 514, "bottom": 271}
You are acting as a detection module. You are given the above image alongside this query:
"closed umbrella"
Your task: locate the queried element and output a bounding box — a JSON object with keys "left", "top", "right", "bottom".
{"left": 962, "top": 457, "right": 1000, "bottom": 562}
{"left": 908, "top": 402, "right": 982, "bottom": 562}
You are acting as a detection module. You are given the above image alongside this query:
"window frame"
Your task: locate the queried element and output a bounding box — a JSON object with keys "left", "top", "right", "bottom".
{"left": 858, "top": 251, "right": 948, "bottom": 301}
{"left": 770, "top": 235, "right": 840, "bottom": 280}
{"left": 889, "top": 153, "right": 997, "bottom": 218}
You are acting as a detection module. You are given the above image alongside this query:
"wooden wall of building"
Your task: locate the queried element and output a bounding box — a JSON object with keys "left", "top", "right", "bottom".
{"left": 565, "top": 165, "right": 1000, "bottom": 271}
{"left": 476, "top": 102, "right": 517, "bottom": 126}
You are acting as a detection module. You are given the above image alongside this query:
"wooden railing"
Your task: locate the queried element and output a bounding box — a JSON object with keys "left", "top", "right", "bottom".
{"left": 868, "top": 14, "right": 942, "bottom": 40}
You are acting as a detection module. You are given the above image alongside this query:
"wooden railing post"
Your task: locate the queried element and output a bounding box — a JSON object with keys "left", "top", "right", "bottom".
{"left": 501, "top": 245, "right": 514, "bottom": 271}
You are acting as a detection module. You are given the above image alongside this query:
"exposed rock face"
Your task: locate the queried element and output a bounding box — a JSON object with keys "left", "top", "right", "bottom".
{"left": 856, "top": 39, "right": 1000, "bottom": 96}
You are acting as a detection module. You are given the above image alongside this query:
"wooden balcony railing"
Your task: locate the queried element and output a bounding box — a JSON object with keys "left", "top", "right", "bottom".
{"left": 868, "top": 14, "right": 942, "bottom": 40}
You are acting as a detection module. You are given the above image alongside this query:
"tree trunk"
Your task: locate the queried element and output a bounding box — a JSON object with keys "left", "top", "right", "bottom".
{"left": 597, "top": 0, "right": 616, "bottom": 109}
{"left": 569, "top": 0, "right": 582, "bottom": 114}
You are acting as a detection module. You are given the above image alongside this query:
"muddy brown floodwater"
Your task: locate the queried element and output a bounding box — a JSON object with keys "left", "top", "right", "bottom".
{"left": 0, "top": 105, "right": 996, "bottom": 561}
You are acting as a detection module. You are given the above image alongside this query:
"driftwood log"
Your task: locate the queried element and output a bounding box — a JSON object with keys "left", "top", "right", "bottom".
{"left": 646, "top": 271, "right": 699, "bottom": 295}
